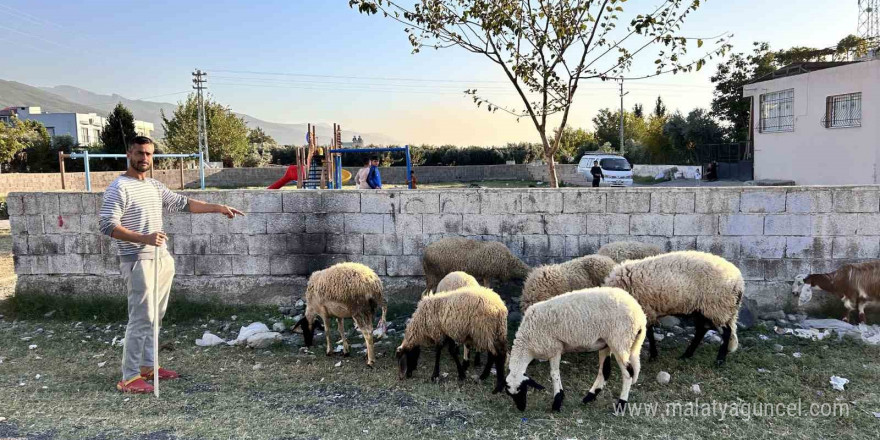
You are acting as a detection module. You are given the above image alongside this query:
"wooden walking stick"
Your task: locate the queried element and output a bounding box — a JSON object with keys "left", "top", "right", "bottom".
{"left": 153, "top": 244, "right": 160, "bottom": 397}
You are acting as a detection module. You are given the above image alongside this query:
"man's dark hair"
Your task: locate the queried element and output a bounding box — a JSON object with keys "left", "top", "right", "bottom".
{"left": 370, "top": 155, "right": 379, "bottom": 161}
{"left": 128, "top": 136, "right": 154, "bottom": 151}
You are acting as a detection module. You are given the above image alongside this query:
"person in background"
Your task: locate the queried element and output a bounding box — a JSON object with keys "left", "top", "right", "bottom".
{"left": 355, "top": 157, "right": 371, "bottom": 189}
{"left": 590, "top": 160, "right": 604, "bottom": 188}
{"left": 367, "top": 155, "right": 382, "bottom": 189}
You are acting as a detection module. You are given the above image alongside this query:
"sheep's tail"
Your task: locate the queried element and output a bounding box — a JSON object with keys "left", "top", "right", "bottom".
{"left": 727, "top": 282, "right": 743, "bottom": 353}
{"left": 377, "top": 296, "right": 388, "bottom": 335}
{"left": 629, "top": 326, "right": 646, "bottom": 384}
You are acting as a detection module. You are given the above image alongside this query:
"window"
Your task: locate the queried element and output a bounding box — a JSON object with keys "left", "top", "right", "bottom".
{"left": 759, "top": 89, "right": 794, "bottom": 133}
{"left": 95, "top": 129, "right": 102, "bottom": 140}
{"left": 81, "top": 127, "right": 90, "bottom": 144}
{"left": 600, "top": 158, "right": 631, "bottom": 171}
{"left": 46, "top": 127, "right": 55, "bottom": 137}
{"left": 824, "top": 92, "right": 861, "bottom": 128}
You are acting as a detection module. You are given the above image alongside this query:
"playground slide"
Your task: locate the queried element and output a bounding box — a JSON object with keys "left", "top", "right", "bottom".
{"left": 267, "top": 165, "right": 350, "bottom": 189}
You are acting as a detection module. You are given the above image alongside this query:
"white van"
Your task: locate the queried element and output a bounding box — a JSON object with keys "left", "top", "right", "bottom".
{"left": 576, "top": 152, "right": 633, "bottom": 187}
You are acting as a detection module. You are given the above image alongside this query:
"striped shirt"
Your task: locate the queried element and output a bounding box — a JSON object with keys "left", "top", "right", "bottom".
{"left": 99, "top": 175, "right": 189, "bottom": 262}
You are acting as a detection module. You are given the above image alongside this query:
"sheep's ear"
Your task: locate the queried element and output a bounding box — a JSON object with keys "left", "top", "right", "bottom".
{"left": 525, "top": 378, "right": 545, "bottom": 390}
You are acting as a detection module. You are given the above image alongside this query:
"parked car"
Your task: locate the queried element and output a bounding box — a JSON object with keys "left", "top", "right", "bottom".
{"left": 575, "top": 152, "right": 633, "bottom": 187}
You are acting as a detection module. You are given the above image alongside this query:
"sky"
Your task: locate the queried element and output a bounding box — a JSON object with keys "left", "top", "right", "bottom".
{"left": 0, "top": 0, "right": 858, "bottom": 146}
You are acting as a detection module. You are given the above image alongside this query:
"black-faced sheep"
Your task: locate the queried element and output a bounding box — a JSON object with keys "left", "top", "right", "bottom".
{"left": 293, "top": 262, "right": 387, "bottom": 367}
{"left": 520, "top": 254, "right": 616, "bottom": 313}
{"left": 604, "top": 250, "right": 743, "bottom": 366}
{"left": 396, "top": 285, "right": 508, "bottom": 393}
{"left": 793, "top": 260, "right": 880, "bottom": 324}
{"left": 421, "top": 237, "right": 530, "bottom": 295}
{"left": 504, "top": 287, "right": 646, "bottom": 413}
{"left": 597, "top": 241, "right": 662, "bottom": 263}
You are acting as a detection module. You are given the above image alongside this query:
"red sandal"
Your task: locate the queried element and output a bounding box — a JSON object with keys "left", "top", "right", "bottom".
{"left": 140, "top": 367, "right": 180, "bottom": 381}
{"left": 116, "top": 375, "right": 154, "bottom": 394}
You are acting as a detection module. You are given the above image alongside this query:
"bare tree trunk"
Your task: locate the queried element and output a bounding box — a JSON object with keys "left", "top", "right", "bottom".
{"left": 547, "top": 156, "right": 559, "bottom": 188}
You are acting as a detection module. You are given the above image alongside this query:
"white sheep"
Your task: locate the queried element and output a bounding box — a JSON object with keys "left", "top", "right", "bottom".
{"left": 520, "top": 254, "right": 616, "bottom": 313}
{"left": 597, "top": 241, "right": 662, "bottom": 263}
{"left": 505, "top": 287, "right": 646, "bottom": 413}
{"left": 604, "top": 250, "right": 743, "bottom": 365}
{"left": 293, "top": 262, "right": 387, "bottom": 367}
{"left": 422, "top": 237, "right": 530, "bottom": 295}
{"left": 435, "top": 271, "right": 481, "bottom": 294}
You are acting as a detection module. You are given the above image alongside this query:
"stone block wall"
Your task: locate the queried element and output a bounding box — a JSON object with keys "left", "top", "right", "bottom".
{"left": 9, "top": 186, "right": 880, "bottom": 312}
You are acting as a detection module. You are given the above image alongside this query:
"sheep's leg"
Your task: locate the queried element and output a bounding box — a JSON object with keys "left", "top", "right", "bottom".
{"left": 549, "top": 353, "right": 564, "bottom": 412}
{"left": 715, "top": 325, "right": 732, "bottom": 366}
{"left": 336, "top": 318, "right": 350, "bottom": 357}
{"left": 355, "top": 317, "right": 375, "bottom": 367}
{"left": 583, "top": 348, "right": 611, "bottom": 404}
{"left": 857, "top": 298, "right": 867, "bottom": 324}
{"left": 479, "top": 352, "right": 495, "bottom": 380}
{"left": 842, "top": 297, "right": 856, "bottom": 322}
{"left": 321, "top": 314, "right": 333, "bottom": 356}
{"left": 431, "top": 343, "right": 444, "bottom": 382}
{"left": 492, "top": 348, "right": 506, "bottom": 394}
{"left": 473, "top": 351, "right": 482, "bottom": 367}
{"left": 646, "top": 324, "right": 659, "bottom": 360}
{"left": 445, "top": 338, "right": 467, "bottom": 380}
{"left": 612, "top": 350, "right": 634, "bottom": 414}
{"left": 680, "top": 313, "right": 709, "bottom": 360}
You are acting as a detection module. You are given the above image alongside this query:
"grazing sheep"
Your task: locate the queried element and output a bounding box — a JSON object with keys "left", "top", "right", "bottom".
{"left": 421, "top": 237, "right": 530, "bottom": 296}
{"left": 396, "top": 285, "right": 508, "bottom": 393}
{"left": 435, "top": 271, "right": 481, "bottom": 294}
{"left": 793, "top": 260, "right": 880, "bottom": 324}
{"left": 504, "top": 287, "right": 646, "bottom": 413}
{"left": 598, "top": 241, "right": 662, "bottom": 263}
{"left": 520, "top": 254, "right": 616, "bottom": 313}
{"left": 604, "top": 250, "right": 743, "bottom": 365}
{"left": 292, "top": 262, "right": 387, "bottom": 367}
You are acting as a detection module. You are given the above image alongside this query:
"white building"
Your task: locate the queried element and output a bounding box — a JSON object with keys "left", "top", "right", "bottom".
{"left": 742, "top": 59, "right": 879, "bottom": 185}
{"left": 0, "top": 106, "right": 154, "bottom": 147}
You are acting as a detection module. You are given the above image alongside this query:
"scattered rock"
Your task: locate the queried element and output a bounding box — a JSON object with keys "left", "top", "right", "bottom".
{"left": 272, "top": 322, "right": 286, "bottom": 332}
{"left": 737, "top": 307, "right": 755, "bottom": 330}
{"left": 334, "top": 361, "right": 342, "bottom": 367}
{"left": 43, "top": 310, "right": 56, "bottom": 318}
{"left": 98, "top": 361, "right": 107, "bottom": 367}
{"left": 252, "top": 363, "right": 262, "bottom": 371}
{"left": 334, "top": 344, "right": 344, "bottom": 353}
{"left": 209, "top": 319, "right": 217, "bottom": 324}
{"left": 231, "top": 315, "right": 238, "bottom": 321}
{"left": 757, "top": 368, "right": 769, "bottom": 373}
{"left": 816, "top": 391, "right": 824, "bottom": 397}
{"left": 758, "top": 334, "right": 770, "bottom": 341}
{"left": 691, "top": 384, "right": 701, "bottom": 394}
{"left": 773, "top": 344, "right": 784, "bottom": 353}
{"left": 762, "top": 311, "right": 786, "bottom": 321}
{"left": 0, "top": 416, "right": 6, "bottom": 422}
{"left": 659, "top": 316, "right": 681, "bottom": 329}
{"left": 829, "top": 376, "right": 849, "bottom": 391}
{"left": 776, "top": 319, "right": 789, "bottom": 327}
{"left": 28, "top": 344, "right": 37, "bottom": 350}
{"left": 793, "top": 352, "right": 802, "bottom": 358}
{"left": 295, "top": 299, "right": 305, "bottom": 310}
{"left": 671, "top": 325, "right": 685, "bottom": 335}
{"left": 656, "top": 371, "right": 671, "bottom": 385}
{"left": 654, "top": 333, "right": 665, "bottom": 342}
{"left": 351, "top": 344, "right": 364, "bottom": 349}
{"left": 222, "top": 323, "right": 231, "bottom": 332}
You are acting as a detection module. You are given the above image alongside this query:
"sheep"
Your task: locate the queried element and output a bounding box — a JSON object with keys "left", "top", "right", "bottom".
{"left": 603, "top": 250, "right": 743, "bottom": 366}
{"left": 435, "top": 271, "right": 481, "bottom": 294}
{"left": 793, "top": 260, "right": 880, "bottom": 324}
{"left": 421, "top": 237, "right": 530, "bottom": 295}
{"left": 504, "top": 287, "right": 646, "bottom": 413}
{"left": 292, "top": 262, "right": 388, "bottom": 367}
{"left": 396, "top": 285, "right": 508, "bottom": 393}
{"left": 597, "top": 241, "right": 662, "bottom": 263}
{"left": 520, "top": 254, "right": 617, "bottom": 313}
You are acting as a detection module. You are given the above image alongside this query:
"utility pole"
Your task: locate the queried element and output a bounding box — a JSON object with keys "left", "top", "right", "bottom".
{"left": 192, "top": 69, "right": 209, "bottom": 164}
{"left": 618, "top": 78, "right": 629, "bottom": 154}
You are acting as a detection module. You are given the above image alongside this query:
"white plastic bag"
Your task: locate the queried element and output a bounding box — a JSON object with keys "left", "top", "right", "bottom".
{"left": 195, "top": 332, "right": 226, "bottom": 347}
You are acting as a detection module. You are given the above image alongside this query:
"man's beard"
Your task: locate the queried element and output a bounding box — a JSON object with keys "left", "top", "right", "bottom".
{"left": 133, "top": 162, "right": 152, "bottom": 172}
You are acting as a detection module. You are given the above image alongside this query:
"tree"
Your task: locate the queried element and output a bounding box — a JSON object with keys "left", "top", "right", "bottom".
{"left": 633, "top": 103, "right": 644, "bottom": 119}
{"left": 663, "top": 108, "right": 723, "bottom": 163}
{"left": 0, "top": 117, "right": 50, "bottom": 172}
{"left": 641, "top": 113, "right": 670, "bottom": 162}
{"left": 101, "top": 103, "right": 138, "bottom": 154}
{"left": 248, "top": 126, "right": 276, "bottom": 146}
{"left": 553, "top": 126, "right": 597, "bottom": 163}
{"left": 351, "top": 0, "right": 730, "bottom": 187}
{"left": 653, "top": 96, "right": 667, "bottom": 118}
{"left": 592, "top": 108, "right": 644, "bottom": 151}
{"left": 161, "top": 94, "right": 250, "bottom": 166}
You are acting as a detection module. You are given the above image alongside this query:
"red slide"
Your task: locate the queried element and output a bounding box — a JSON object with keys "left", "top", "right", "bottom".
{"left": 267, "top": 165, "right": 304, "bottom": 189}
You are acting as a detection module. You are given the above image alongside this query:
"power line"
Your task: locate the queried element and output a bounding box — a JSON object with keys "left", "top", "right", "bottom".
{"left": 0, "top": 3, "right": 64, "bottom": 29}
{"left": 209, "top": 68, "right": 509, "bottom": 84}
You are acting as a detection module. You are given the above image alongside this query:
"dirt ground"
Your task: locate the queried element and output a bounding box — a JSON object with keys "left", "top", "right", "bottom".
{"left": 0, "top": 229, "right": 15, "bottom": 301}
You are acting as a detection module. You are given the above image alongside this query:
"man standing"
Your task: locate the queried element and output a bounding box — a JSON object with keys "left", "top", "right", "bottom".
{"left": 590, "top": 160, "right": 604, "bottom": 187}
{"left": 99, "top": 136, "right": 243, "bottom": 394}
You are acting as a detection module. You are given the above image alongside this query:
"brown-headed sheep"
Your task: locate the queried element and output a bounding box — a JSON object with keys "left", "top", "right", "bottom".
{"left": 421, "top": 237, "right": 530, "bottom": 295}
{"left": 293, "top": 262, "right": 387, "bottom": 367}
{"left": 396, "top": 285, "right": 508, "bottom": 393}
{"left": 604, "top": 250, "right": 743, "bottom": 366}
{"left": 597, "top": 241, "right": 662, "bottom": 263}
{"left": 520, "top": 254, "right": 616, "bottom": 313}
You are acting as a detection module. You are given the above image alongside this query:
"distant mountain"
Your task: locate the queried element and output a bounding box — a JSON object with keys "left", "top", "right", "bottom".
{"left": 0, "top": 79, "right": 398, "bottom": 145}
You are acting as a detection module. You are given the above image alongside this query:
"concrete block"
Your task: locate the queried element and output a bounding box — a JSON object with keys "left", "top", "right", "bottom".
{"left": 48, "top": 254, "right": 83, "bottom": 274}
{"left": 195, "top": 255, "right": 232, "bottom": 275}
{"left": 305, "top": 213, "right": 345, "bottom": 234}
{"left": 64, "top": 234, "right": 102, "bottom": 254}
{"left": 651, "top": 192, "right": 695, "bottom": 214}
{"left": 164, "top": 213, "right": 192, "bottom": 234}
{"left": 270, "top": 255, "right": 310, "bottom": 275}
{"left": 740, "top": 191, "right": 786, "bottom": 213}
{"left": 9, "top": 216, "right": 27, "bottom": 235}
{"left": 44, "top": 214, "right": 81, "bottom": 234}
{"left": 172, "top": 254, "right": 195, "bottom": 276}
{"left": 229, "top": 213, "right": 270, "bottom": 234}
{"left": 322, "top": 192, "right": 362, "bottom": 213}
{"left": 740, "top": 236, "right": 786, "bottom": 259}
{"left": 282, "top": 192, "right": 321, "bottom": 213}
{"left": 286, "top": 234, "right": 327, "bottom": 254}
{"left": 440, "top": 192, "right": 481, "bottom": 214}
{"left": 399, "top": 192, "right": 440, "bottom": 214}
{"left": 764, "top": 259, "right": 812, "bottom": 281}
{"left": 383, "top": 214, "right": 422, "bottom": 235}
{"left": 544, "top": 214, "right": 586, "bottom": 235}
{"left": 629, "top": 214, "right": 673, "bottom": 236}
{"left": 364, "top": 234, "right": 403, "bottom": 256}
{"left": 343, "top": 213, "right": 384, "bottom": 234}
{"left": 173, "top": 235, "right": 210, "bottom": 255}
{"left": 564, "top": 235, "right": 580, "bottom": 257}
{"left": 267, "top": 213, "right": 306, "bottom": 234}
{"left": 607, "top": 192, "right": 650, "bottom": 213}
{"left": 22, "top": 194, "right": 41, "bottom": 215}
{"left": 857, "top": 214, "right": 880, "bottom": 235}
{"left": 719, "top": 215, "right": 764, "bottom": 236}
{"left": 38, "top": 194, "right": 60, "bottom": 215}
{"left": 833, "top": 189, "right": 880, "bottom": 213}
{"left": 192, "top": 214, "right": 229, "bottom": 234}
{"left": 832, "top": 237, "right": 880, "bottom": 259}
{"left": 586, "top": 214, "right": 630, "bottom": 235}
{"left": 500, "top": 215, "right": 545, "bottom": 235}
{"left": 578, "top": 236, "right": 604, "bottom": 255}
{"left": 737, "top": 259, "right": 765, "bottom": 281}
{"left": 462, "top": 215, "right": 503, "bottom": 235}
{"left": 12, "top": 234, "right": 28, "bottom": 255}
{"left": 58, "top": 193, "right": 83, "bottom": 214}
{"left": 232, "top": 255, "right": 272, "bottom": 275}
{"left": 811, "top": 214, "right": 859, "bottom": 236}
{"left": 81, "top": 193, "right": 101, "bottom": 214}
{"left": 386, "top": 256, "right": 424, "bottom": 276}
{"left": 28, "top": 235, "right": 65, "bottom": 255}
{"left": 696, "top": 236, "right": 741, "bottom": 260}
{"left": 744, "top": 281, "right": 793, "bottom": 312}
{"left": 667, "top": 236, "right": 697, "bottom": 251}
{"left": 786, "top": 190, "right": 832, "bottom": 213}
{"left": 422, "top": 214, "right": 463, "bottom": 234}
{"left": 326, "top": 234, "right": 364, "bottom": 254}
{"left": 5, "top": 194, "right": 24, "bottom": 216}
{"left": 210, "top": 234, "right": 249, "bottom": 255}
{"left": 26, "top": 216, "right": 44, "bottom": 234}
{"left": 402, "top": 235, "right": 426, "bottom": 255}
{"left": 785, "top": 236, "right": 833, "bottom": 259}
{"left": 562, "top": 192, "right": 605, "bottom": 213}
{"left": 348, "top": 255, "right": 387, "bottom": 276}
{"left": 361, "top": 192, "right": 397, "bottom": 213}
{"left": 13, "top": 255, "right": 35, "bottom": 275}
{"left": 763, "top": 215, "right": 812, "bottom": 236}
{"left": 673, "top": 214, "right": 718, "bottom": 236}
{"left": 82, "top": 254, "right": 105, "bottom": 275}
{"left": 522, "top": 191, "right": 563, "bottom": 213}
{"left": 229, "top": 191, "right": 282, "bottom": 213}
{"left": 80, "top": 215, "right": 100, "bottom": 233}
{"left": 480, "top": 191, "right": 521, "bottom": 214}
{"left": 523, "top": 235, "right": 566, "bottom": 257}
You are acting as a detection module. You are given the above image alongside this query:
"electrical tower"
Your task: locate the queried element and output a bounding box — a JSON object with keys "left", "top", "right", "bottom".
{"left": 192, "top": 69, "right": 209, "bottom": 164}
{"left": 859, "top": 0, "right": 879, "bottom": 41}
